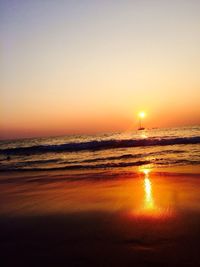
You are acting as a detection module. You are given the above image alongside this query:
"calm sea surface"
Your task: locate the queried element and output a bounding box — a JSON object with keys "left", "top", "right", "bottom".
{"left": 0, "top": 126, "right": 200, "bottom": 171}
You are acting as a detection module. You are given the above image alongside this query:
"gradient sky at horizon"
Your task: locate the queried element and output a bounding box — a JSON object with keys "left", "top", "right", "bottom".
{"left": 1, "top": 0, "right": 200, "bottom": 139}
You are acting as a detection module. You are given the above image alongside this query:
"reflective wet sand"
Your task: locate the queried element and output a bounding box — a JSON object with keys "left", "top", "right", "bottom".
{"left": 1, "top": 169, "right": 200, "bottom": 266}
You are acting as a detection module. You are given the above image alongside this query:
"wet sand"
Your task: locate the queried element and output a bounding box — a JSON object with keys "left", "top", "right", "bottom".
{"left": 1, "top": 168, "right": 200, "bottom": 266}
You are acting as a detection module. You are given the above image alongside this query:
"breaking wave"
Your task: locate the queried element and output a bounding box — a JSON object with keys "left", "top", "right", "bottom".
{"left": 0, "top": 136, "right": 200, "bottom": 155}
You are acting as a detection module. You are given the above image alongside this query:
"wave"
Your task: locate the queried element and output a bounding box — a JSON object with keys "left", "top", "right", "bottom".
{"left": 0, "top": 136, "right": 199, "bottom": 155}
{"left": 79, "top": 149, "right": 185, "bottom": 164}
{"left": 1, "top": 158, "right": 200, "bottom": 172}
{"left": 0, "top": 160, "right": 151, "bottom": 171}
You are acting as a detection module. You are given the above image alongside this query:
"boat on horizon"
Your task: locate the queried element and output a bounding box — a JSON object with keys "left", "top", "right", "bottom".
{"left": 138, "top": 127, "right": 145, "bottom": 131}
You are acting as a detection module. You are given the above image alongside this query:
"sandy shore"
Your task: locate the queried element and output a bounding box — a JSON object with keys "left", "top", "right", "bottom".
{"left": 1, "top": 168, "right": 200, "bottom": 266}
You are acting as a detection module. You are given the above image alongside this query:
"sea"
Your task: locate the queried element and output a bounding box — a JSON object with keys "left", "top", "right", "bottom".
{"left": 0, "top": 126, "right": 200, "bottom": 172}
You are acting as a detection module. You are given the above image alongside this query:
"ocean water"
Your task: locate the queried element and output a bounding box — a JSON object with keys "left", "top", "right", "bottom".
{"left": 1, "top": 127, "right": 200, "bottom": 267}
{"left": 0, "top": 126, "right": 200, "bottom": 171}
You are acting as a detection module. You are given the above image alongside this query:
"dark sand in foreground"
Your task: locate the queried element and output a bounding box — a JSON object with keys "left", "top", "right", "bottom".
{"left": 1, "top": 168, "right": 200, "bottom": 266}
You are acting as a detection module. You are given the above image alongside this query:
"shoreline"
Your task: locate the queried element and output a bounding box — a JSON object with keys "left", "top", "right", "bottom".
{"left": 2, "top": 165, "right": 200, "bottom": 178}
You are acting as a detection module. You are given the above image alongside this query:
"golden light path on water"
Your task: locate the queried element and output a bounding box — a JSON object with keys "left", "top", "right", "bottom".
{"left": 2, "top": 165, "right": 200, "bottom": 217}
{"left": 133, "top": 166, "right": 174, "bottom": 218}
{"left": 144, "top": 173, "right": 154, "bottom": 210}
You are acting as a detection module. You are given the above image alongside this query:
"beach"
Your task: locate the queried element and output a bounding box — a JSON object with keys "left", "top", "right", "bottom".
{"left": 1, "top": 167, "right": 200, "bottom": 267}
{"left": 1, "top": 0, "right": 200, "bottom": 265}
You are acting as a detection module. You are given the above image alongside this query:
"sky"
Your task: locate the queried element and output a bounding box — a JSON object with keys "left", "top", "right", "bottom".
{"left": 1, "top": 0, "right": 200, "bottom": 139}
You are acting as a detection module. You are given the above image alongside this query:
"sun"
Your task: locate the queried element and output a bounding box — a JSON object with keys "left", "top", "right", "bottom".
{"left": 138, "top": 111, "right": 146, "bottom": 118}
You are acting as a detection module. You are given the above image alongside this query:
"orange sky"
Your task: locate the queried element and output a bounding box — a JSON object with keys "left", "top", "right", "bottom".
{"left": 1, "top": 1, "right": 200, "bottom": 139}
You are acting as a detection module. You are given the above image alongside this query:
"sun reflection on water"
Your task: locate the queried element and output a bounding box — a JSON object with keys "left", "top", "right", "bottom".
{"left": 144, "top": 176, "right": 154, "bottom": 210}
{"left": 140, "top": 133, "right": 148, "bottom": 139}
{"left": 133, "top": 167, "right": 173, "bottom": 218}
{"left": 142, "top": 168, "right": 155, "bottom": 212}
